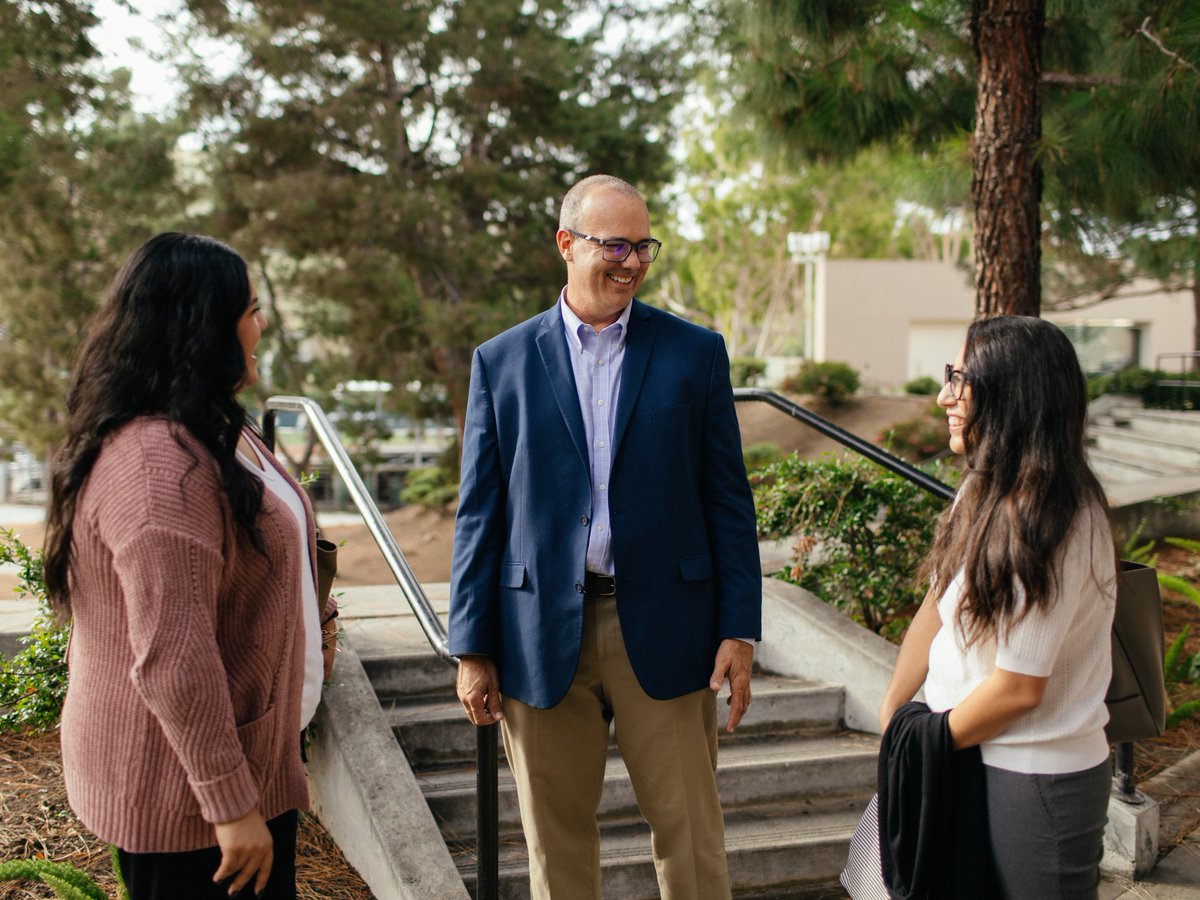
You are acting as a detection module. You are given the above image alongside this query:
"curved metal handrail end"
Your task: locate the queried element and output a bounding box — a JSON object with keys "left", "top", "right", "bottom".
{"left": 263, "top": 395, "right": 454, "bottom": 665}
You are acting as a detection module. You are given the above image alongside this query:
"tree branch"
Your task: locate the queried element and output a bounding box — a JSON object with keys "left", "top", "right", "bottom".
{"left": 1041, "top": 72, "right": 1128, "bottom": 88}
{"left": 1137, "top": 16, "right": 1200, "bottom": 76}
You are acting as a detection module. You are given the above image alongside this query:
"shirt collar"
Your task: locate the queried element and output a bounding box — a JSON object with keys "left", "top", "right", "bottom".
{"left": 558, "top": 289, "right": 631, "bottom": 353}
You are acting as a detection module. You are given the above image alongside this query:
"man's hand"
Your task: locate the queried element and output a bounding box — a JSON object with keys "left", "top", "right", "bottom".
{"left": 213, "top": 808, "right": 273, "bottom": 896}
{"left": 709, "top": 638, "right": 753, "bottom": 733}
{"left": 457, "top": 654, "right": 504, "bottom": 725}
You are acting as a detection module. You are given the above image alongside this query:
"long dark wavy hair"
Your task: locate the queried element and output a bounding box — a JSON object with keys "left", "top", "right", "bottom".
{"left": 919, "top": 315, "right": 1110, "bottom": 644}
{"left": 44, "top": 232, "right": 265, "bottom": 618}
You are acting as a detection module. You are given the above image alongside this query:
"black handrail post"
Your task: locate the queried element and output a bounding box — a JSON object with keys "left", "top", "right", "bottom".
{"left": 476, "top": 724, "right": 500, "bottom": 900}
{"left": 1114, "top": 741, "right": 1136, "bottom": 800}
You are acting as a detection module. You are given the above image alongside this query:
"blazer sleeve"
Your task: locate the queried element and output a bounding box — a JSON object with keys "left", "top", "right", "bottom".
{"left": 699, "top": 335, "right": 763, "bottom": 640}
{"left": 447, "top": 347, "right": 508, "bottom": 657}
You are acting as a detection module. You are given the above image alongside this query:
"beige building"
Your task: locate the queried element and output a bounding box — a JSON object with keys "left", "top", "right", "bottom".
{"left": 811, "top": 259, "right": 1194, "bottom": 390}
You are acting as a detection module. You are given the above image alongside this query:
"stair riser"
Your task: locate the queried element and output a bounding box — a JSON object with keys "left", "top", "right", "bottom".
{"left": 390, "top": 687, "right": 846, "bottom": 769}
{"left": 461, "top": 831, "right": 857, "bottom": 900}
{"left": 1100, "top": 415, "right": 1200, "bottom": 444}
{"left": 1089, "top": 456, "right": 1175, "bottom": 484}
{"left": 1090, "top": 432, "right": 1200, "bottom": 468}
{"left": 426, "top": 752, "right": 878, "bottom": 837}
{"left": 362, "top": 654, "right": 456, "bottom": 696}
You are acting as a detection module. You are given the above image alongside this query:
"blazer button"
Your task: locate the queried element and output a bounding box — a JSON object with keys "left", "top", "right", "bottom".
{"left": 575, "top": 582, "right": 584, "bottom": 593}
{"left": 580, "top": 515, "right": 589, "bottom": 526}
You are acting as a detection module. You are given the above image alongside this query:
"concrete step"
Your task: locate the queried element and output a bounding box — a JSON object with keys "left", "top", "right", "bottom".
{"left": 455, "top": 807, "right": 865, "bottom": 900}
{"left": 383, "top": 675, "right": 846, "bottom": 769}
{"left": 1088, "top": 425, "right": 1200, "bottom": 471}
{"left": 1095, "top": 407, "right": 1200, "bottom": 444}
{"left": 1088, "top": 448, "right": 1191, "bottom": 485}
{"left": 420, "top": 732, "right": 879, "bottom": 838}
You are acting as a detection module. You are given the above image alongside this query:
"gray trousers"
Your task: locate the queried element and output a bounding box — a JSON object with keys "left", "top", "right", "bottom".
{"left": 985, "top": 760, "right": 1111, "bottom": 899}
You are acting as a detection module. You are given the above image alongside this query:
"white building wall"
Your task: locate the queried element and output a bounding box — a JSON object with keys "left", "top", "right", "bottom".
{"left": 817, "top": 261, "right": 1193, "bottom": 389}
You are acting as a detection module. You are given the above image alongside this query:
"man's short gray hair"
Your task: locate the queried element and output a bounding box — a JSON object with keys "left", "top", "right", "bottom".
{"left": 559, "top": 174, "right": 643, "bottom": 230}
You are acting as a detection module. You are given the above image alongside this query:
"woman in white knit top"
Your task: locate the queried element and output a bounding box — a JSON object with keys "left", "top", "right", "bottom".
{"left": 44, "top": 234, "right": 337, "bottom": 899}
{"left": 879, "top": 316, "right": 1117, "bottom": 898}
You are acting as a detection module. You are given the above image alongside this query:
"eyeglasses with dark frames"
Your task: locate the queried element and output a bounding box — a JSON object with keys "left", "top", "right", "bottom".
{"left": 566, "top": 228, "right": 662, "bottom": 263}
{"left": 944, "top": 364, "right": 969, "bottom": 399}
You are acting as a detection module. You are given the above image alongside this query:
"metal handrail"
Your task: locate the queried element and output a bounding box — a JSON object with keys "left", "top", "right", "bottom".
{"left": 733, "top": 388, "right": 956, "bottom": 501}
{"left": 733, "top": 388, "right": 1141, "bottom": 797}
{"left": 261, "top": 395, "right": 499, "bottom": 900}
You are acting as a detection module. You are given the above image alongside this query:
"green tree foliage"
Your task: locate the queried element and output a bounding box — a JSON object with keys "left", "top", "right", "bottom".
{"left": 0, "top": 2, "right": 182, "bottom": 454}
{"left": 726, "top": 1, "right": 1199, "bottom": 327}
{"left": 177, "top": 0, "right": 685, "bottom": 436}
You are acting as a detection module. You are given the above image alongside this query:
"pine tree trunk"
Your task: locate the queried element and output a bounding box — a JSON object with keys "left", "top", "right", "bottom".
{"left": 970, "top": 0, "right": 1045, "bottom": 318}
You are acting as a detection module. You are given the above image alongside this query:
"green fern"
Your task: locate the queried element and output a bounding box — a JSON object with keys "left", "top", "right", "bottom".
{"left": 0, "top": 858, "right": 106, "bottom": 900}
{"left": 1164, "top": 627, "right": 1192, "bottom": 685}
{"left": 1166, "top": 700, "right": 1200, "bottom": 729}
{"left": 1163, "top": 536, "right": 1200, "bottom": 555}
{"left": 1158, "top": 573, "right": 1200, "bottom": 608}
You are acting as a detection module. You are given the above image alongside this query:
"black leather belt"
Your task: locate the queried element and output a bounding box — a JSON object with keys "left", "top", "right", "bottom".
{"left": 584, "top": 572, "right": 616, "bottom": 596}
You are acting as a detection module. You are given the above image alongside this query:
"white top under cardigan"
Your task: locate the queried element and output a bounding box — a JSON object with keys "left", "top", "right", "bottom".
{"left": 923, "top": 500, "right": 1117, "bottom": 775}
{"left": 237, "top": 438, "right": 324, "bottom": 730}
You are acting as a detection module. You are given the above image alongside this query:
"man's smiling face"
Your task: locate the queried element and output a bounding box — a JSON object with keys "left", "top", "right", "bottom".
{"left": 558, "top": 186, "right": 651, "bottom": 330}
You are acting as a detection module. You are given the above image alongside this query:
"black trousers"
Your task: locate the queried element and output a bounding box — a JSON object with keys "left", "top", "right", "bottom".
{"left": 116, "top": 810, "right": 298, "bottom": 900}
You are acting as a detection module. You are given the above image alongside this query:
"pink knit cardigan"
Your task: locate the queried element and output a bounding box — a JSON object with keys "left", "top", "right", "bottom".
{"left": 60, "top": 416, "right": 332, "bottom": 853}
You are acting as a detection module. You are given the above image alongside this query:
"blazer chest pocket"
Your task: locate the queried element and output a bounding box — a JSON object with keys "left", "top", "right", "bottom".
{"left": 499, "top": 562, "right": 527, "bottom": 589}
{"left": 679, "top": 555, "right": 713, "bottom": 582}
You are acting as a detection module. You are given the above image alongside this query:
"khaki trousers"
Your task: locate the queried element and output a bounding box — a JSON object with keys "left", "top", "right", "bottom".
{"left": 500, "top": 593, "right": 731, "bottom": 900}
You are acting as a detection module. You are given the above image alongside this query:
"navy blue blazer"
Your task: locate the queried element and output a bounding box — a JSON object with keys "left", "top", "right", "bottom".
{"left": 447, "top": 298, "right": 762, "bottom": 709}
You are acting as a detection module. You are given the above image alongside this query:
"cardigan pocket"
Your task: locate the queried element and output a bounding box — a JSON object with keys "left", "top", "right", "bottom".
{"left": 236, "top": 705, "right": 277, "bottom": 781}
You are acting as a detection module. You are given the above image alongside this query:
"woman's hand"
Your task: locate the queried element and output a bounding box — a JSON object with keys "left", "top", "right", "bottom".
{"left": 321, "top": 624, "right": 338, "bottom": 681}
{"left": 213, "top": 809, "right": 273, "bottom": 896}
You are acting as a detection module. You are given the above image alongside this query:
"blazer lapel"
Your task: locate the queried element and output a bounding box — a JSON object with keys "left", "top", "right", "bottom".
{"left": 535, "top": 308, "right": 590, "bottom": 468}
{"left": 612, "top": 299, "right": 656, "bottom": 459}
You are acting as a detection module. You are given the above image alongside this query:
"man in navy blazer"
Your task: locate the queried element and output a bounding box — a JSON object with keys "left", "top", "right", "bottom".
{"left": 449, "top": 174, "right": 762, "bottom": 899}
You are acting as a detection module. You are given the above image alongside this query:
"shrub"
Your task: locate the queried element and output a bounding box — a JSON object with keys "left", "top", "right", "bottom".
{"left": 729, "top": 357, "right": 767, "bottom": 388}
{"left": 879, "top": 398, "right": 950, "bottom": 463}
{"left": 0, "top": 529, "right": 68, "bottom": 733}
{"left": 399, "top": 466, "right": 458, "bottom": 509}
{"left": 754, "top": 453, "right": 958, "bottom": 637}
{"left": 780, "top": 361, "right": 861, "bottom": 406}
{"left": 903, "top": 375, "right": 940, "bottom": 396}
{"left": 742, "top": 442, "right": 782, "bottom": 476}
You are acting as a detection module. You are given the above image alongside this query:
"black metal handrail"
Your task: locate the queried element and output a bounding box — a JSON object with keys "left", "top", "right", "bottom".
{"left": 262, "top": 396, "right": 499, "bottom": 900}
{"left": 733, "top": 388, "right": 1139, "bottom": 798}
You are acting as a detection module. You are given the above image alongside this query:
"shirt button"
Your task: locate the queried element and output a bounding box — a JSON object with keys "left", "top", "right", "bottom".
{"left": 597, "top": 359, "right": 605, "bottom": 365}
{"left": 580, "top": 515, "right": 589, "bottom": 526}
{"left": 598, "top": 484, "right": 606, "bottom": 491}
{"left": 597, "top": 399, "right": 605, "bottom": 406}
{"left": 598, "top": 441, "right": 606, "bottom": 448}
{"left": 597, "top": 525, "right": 605, "bottom": 533}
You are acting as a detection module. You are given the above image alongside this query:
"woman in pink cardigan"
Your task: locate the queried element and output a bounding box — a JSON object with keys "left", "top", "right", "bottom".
{"left": 43, "top": 233, "right": 337, "bottom": 899}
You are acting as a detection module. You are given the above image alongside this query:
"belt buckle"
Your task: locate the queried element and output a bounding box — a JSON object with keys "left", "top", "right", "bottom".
{"left": 586, "top": 572, "right": 616, "bottom": 597}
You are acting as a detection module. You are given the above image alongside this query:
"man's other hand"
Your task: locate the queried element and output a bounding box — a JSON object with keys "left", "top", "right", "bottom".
{"left": 709, "top": 639, "right": 753, "bottom": 733}
{"left": 456, "top": 654, "right": 504, "bottom": 725}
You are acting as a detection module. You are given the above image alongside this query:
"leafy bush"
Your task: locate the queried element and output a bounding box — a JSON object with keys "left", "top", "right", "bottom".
{"left": 729, "top": 357, "right": 767, "bottom": 388}
{"left": 399, "top": 465, "right": 458, "bottom": 509}
{"left": 0, "top": 529, "right": 68, "bottom": 733}
{"left": 880, "top": 398, "right": 949, "bottom": 463}
{"left": 754, "top": 453, "right": 958, "bottom": 637}
{"left": 780, "top": 361, "right": 861, "bottom": 406}
{"left": 903, "top": 375, "right": 940, "bottom": 396}
{"left": 743, "top": 442, "right": 782, "bottom": 476}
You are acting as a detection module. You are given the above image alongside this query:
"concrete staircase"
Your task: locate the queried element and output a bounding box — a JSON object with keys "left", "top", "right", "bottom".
{"left": 360, "top": 628, "right": 877, "bottom": 898}
{"left": 1088, "top": 398, "right": 1200, "bottom": 487}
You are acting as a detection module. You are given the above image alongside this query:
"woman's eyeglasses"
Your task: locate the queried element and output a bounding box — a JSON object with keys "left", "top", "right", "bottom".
{"left": 566, "top": 228, "right": 662, "bottom": 263}
{"left": 944, "top": 364, "right": 969, "bottom": 399}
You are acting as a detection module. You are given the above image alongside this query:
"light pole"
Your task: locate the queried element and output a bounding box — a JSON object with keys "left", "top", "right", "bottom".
{"left": 786, "top": 231, "right": 830, "bottom": 361}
